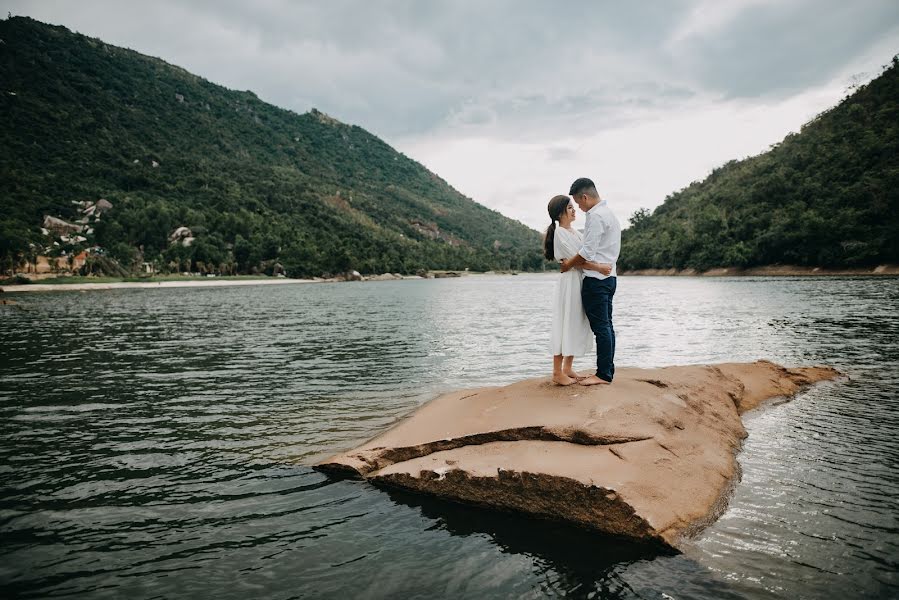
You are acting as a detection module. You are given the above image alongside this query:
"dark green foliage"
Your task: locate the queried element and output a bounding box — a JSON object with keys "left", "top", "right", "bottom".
{"left": 0, "top": 17, "right": 543, "bottom": 275}
{"left": 621, "top": 56, "right": 899, "bottom": 271}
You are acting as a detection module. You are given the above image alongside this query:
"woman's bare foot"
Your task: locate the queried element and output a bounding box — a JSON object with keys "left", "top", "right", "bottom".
{"left": 578, "top": 375, "right": 610, "bottom": 386}
{"left": 564, "top": 370, "right": 585, "bottom": 380}
{"left": 552, "top": 373, "right": 576, "bottom": 386}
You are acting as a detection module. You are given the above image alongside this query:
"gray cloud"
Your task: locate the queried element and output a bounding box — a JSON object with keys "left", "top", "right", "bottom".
{"left": 546, "top": 147, "right": 577, "bottom": 162}
{"left": 5, "top": 0, "right": 898, "bottom": 229}
{"left": 7, "top": 0, "right": 896, "bottom": 139}
{"left": 4, "top": 0, "right": 698, "bottom": 137}
{"left": 672, "top": 0, "right": 899, "bottom": 99}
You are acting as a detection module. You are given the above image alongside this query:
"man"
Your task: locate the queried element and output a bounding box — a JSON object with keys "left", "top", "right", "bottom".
{"left": 560, "top": 177, "right": 621, "bottom": 386}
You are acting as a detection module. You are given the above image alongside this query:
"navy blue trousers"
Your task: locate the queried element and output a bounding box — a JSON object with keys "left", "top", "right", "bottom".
{"left": 581, "top": 276, "right": 616, "bottom": 382}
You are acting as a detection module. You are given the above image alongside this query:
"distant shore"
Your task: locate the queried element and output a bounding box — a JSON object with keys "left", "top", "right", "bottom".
{"left": 621, "top": 264, "right": 899, "bottom": 277}
{"left": 0, "top": 276, "right": 319, "bottom": 293}
{"left": 0, "top": 271, "right": 456, "bottom": 293}
{"left": 3, "top": 265, "right": 897, "bottom": 293}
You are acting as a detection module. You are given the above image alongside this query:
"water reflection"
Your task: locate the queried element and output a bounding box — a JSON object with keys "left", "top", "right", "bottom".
{"left": 381, "top": 487, "right": 669, "bottom": 598}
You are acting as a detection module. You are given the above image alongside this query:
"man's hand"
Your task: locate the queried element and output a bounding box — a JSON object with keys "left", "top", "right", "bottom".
{"left": 583, "top": 261, "right": 612, "bottom": 275}
{"left": 560, "top": 259, "right": 570, "bottom": 273}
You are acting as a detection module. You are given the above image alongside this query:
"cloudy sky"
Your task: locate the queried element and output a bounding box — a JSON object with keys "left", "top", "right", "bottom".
{"left": 6, "top": 1, "right": 899, "bottom": 230}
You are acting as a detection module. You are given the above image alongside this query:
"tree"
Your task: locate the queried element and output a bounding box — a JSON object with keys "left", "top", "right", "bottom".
{"left": 110, "top": 242, "right": 138, "bottom": 270}
{"left": 233, "top": 234, "right": 251, "bottom": 270}
{"left": 0, "top": 220, "right": 29, "bottom": 274}
{"left": 628, "top": 208, "right": 651, "bottom": 229}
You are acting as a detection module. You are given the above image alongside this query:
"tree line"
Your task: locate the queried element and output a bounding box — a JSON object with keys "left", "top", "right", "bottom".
{"left": 620, "top": 56, "right": 899, "bottom": 271}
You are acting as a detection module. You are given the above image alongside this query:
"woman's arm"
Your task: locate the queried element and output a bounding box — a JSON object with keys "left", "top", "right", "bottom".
{"left": 560, "top": 254, "right": 585, "bottom": 273}
{"left": 581, "top": 261, "right": 612, "bottom": 275}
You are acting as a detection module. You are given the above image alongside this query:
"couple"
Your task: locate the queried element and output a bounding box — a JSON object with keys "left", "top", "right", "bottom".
{"left": 545, "top": 177, "right": 621, "bottom": 386}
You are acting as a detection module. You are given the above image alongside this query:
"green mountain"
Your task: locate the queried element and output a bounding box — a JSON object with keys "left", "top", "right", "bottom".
{"left": 0, "top": 17, "right": 543, "bottom": 276}
{"left": 621, "top": 56, "right": 899, "bottom": 271}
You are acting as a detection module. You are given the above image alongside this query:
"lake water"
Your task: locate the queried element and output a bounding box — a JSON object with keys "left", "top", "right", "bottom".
{"left": 1, "top": 275, "right": 897, "bottom": 599}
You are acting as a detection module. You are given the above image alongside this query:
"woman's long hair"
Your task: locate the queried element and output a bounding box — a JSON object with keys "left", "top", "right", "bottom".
{"left": 543, "top": 195, "right": 571, "bottom": 261}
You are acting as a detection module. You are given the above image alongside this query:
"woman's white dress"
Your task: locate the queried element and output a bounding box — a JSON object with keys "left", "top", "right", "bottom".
{"left": 549, "top": 227, "right": 593, "bottom": 356}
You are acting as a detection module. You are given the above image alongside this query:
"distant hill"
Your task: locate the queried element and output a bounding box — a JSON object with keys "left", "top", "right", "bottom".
{"left": 0, "top": 17, "right": 543, "bottom": 276}
{"left": 620, "top": 56, "right": 899, "bottom": 272}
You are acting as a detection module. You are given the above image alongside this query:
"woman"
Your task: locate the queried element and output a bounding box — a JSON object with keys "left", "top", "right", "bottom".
{"left": 544, "top": 195, "right": 611, "bottom": 386}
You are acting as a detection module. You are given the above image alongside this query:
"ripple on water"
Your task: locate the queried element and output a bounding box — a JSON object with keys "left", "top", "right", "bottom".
{"left": 1, "top": 276, "right": 898, "bottom": 598}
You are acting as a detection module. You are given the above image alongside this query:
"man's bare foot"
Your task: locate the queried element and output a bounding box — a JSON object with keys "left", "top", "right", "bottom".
{"left": 563, "top": 370, "right": 585, "bottom": 380}
{"left": 579, "top": 375, "right": 611, "bottom": 386}
{"left": 552, "top": 373, "right": 576, "bottom": 386}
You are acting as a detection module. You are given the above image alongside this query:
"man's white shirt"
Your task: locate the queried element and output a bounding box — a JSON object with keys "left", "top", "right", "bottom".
{"left": 578, "top": 199, "right": 621, "bottom": 280}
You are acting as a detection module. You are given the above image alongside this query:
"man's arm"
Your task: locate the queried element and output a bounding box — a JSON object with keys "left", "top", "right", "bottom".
{"left": 582, "top": 261, "right": 613, "bottom": 275}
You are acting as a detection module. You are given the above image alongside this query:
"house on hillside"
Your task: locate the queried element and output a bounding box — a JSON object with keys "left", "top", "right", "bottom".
{"left": 72, "top": 251, "right": 87, "bottom": 270}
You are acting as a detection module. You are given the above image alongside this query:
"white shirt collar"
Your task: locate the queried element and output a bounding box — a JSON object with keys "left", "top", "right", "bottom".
{"left": 588, "top": 199, "right": 606, "bottom": 213}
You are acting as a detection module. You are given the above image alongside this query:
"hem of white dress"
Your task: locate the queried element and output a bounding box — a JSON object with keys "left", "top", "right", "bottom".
{"left": 548, "top": 349, "right": 593, "bottom": 357}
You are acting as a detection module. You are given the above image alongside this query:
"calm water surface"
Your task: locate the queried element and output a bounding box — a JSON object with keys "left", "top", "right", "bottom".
{"left": 1, "top": 275, "right": 897, "bottom": 599}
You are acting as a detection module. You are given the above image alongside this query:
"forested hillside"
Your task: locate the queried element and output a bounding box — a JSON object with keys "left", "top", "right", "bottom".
{"left": 0, "top": 17, "right": 543, "bottom": 276}
{"left": 621, "top": 57, "right": 899, "bottom": 271}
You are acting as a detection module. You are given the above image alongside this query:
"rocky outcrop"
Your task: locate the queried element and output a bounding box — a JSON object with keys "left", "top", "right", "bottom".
{"left": 314, "top": 360, "right": 839, "bottom": 549}
{"left": 367, "top": 273, "right": 404, "bottom": 281}
{"left": 168, "top": 226, "right": 194, "bottom": 247}
{"left": 42, "top": 215, "right": 83, "bottom": 235}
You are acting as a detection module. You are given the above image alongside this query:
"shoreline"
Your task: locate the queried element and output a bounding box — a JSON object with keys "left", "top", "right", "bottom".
{"left": 3, "top": 264, "right": 898, "bottom": 292}
{"left": 620, "top": 264, "right": 899, "bottom": 277}
{"left": 0, "top": 271, "right": 464, "bottom": 293}
{"left": 0, "top": 277, "right": 319, "bottom": 293}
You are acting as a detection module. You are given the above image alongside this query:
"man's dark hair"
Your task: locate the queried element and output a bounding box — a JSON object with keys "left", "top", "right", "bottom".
{"left": 569, "top": 177, "right": 598, "bottom": 198}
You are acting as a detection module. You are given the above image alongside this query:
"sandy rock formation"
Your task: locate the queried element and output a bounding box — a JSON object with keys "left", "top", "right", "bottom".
{"left": 315, "top": 360, "right": 839, "bottom": 549}
{"left": 168, "top": 226, "right": 194, "bottom": 247}
{"left": 42, "top": 215, "right": 83, "bottom": 235}
{"left": 367, "top": 273, "right": 403, "bottom": 281}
